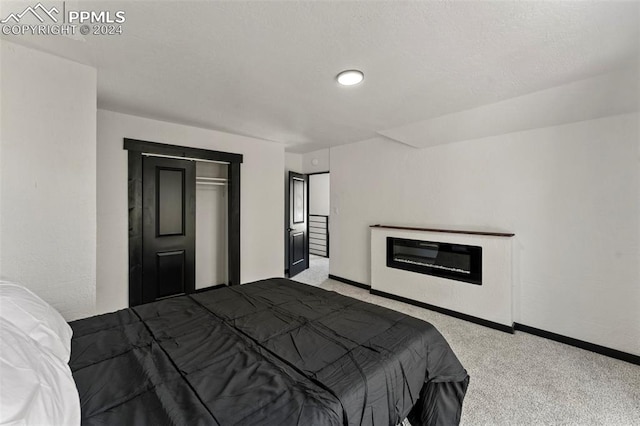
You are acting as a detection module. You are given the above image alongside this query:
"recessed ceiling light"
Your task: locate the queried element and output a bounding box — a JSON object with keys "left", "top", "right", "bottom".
{"left": 336, "top": 70, "right": 364, "bottom": 86}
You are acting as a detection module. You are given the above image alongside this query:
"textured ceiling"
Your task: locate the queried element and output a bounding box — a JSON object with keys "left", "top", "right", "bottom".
{"left": 2, "top": 1, "right": 639, "bottom": 153}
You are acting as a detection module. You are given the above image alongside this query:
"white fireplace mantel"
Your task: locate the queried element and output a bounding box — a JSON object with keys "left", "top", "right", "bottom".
{"left": 370, "top": 225, "right": 515, "bottom": 329}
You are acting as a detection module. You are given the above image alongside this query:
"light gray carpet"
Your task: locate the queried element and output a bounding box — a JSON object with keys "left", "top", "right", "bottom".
{"left": 318, "top": 279, "right": 640, "bottom": 426}
{"left": 290, "top": 254, "right": 329, "bottom": 286}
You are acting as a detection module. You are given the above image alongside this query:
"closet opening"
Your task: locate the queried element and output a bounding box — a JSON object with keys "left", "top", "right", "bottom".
{"left": 125, "top": 138, "right": 242, "bottom": 307}
{"left": 195, "top": 161, "right": 228, "bottom": 290}
{"left": 288, "top": 171, "right": 330, "bottom": 286}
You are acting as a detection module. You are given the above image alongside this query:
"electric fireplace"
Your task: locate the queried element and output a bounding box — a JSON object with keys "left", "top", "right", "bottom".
{"left": 386, "top": 237, "right": 482, "bottom": 285}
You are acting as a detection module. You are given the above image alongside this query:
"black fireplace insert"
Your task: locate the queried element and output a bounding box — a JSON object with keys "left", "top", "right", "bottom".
{"left": 386, "top": 237, "right": 482, "bottom": 285}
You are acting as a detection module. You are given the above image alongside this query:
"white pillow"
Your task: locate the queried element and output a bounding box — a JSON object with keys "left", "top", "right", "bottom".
{"left": 0, "top": 319, "right": 80, "bottom": 426}
{"left": 0, "top": 281, "right": 72, "bottom": 363}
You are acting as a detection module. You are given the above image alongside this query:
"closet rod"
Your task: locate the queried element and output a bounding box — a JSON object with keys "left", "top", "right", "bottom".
{"left": 142, "top": 152, "right": 230, "bottom": 165}
{"left": 196, "top": 177, "right": 228, "bottom": 181}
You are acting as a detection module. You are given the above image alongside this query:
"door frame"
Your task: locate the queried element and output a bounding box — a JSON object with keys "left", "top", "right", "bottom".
{"left": 287, "top": 171, "right": 309, "bottom": 277}
{"left": 124, "top": 138, "right": 243, "bottom": 306}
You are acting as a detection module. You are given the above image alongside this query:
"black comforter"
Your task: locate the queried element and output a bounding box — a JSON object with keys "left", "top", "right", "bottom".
{"left": 70, "top": 278, "right": 469, "bottom": 425}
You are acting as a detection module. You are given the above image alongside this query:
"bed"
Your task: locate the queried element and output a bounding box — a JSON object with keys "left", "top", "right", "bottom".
{"left": 0, "top": 278, "right": 468, "bottom": 425}
{"left": 69, "top": 278, "right": 468, "bottom": 425}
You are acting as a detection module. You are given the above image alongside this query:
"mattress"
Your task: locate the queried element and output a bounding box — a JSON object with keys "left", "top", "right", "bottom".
{"left": 70, "top": 278, "right": 469, "bottom": 425}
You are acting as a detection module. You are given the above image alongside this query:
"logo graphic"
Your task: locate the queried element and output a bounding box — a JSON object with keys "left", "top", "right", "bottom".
{"left": 1, "top": 2, "right": 59, "bottom": 24}
{"left": 1, "top": 2, "right": 125, "bottom": 36}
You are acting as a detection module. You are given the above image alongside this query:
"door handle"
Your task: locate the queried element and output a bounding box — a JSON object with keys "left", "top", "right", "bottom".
{"left": 287, "top": 228, "right": 293, "bottom": 232}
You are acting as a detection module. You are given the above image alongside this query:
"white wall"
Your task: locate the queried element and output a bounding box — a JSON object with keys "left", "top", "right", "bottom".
{"left": 285, "top": 152, "right": 303, "bottom": 174}
{"left": 330, "top": 113, "right": 640, "bottom": 356}
{"left": 96, "top": 110, "right": 284, "bottom": 314}
{"left": 0, "top": 41, "right": 97, "bottom": 321}
{"left": 309, "top": 173, "right": 330, "bottom": 216}
{"left": 284, "top": 148, "right": 330, "bottom": 175}
{"left": 301, "top": 148, "right": 330, "bottom": 174}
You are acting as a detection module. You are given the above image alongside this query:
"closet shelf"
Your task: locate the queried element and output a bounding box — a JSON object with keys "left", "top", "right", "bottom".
{"left": 197, "top": 181, "right": 226, "bottom": 186}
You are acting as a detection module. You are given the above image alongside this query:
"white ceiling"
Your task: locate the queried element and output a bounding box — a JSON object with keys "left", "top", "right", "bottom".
{"left": 2, "top": 1, "right": 639, "bottom": 153}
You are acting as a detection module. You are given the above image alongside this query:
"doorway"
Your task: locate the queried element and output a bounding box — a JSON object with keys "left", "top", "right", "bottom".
{"left": 287, "top": 172, "right": 309, "bottom": 277}
{"left": 290, "top": 172, "right": 330, "bottom": 286}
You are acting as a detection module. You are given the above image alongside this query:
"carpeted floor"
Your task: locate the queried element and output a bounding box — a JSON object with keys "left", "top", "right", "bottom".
{"left": 289, "top": 254, "right": 329, "bottom": 286}
{"left": 316, "top": 278, "right": 640, "bottom": 426}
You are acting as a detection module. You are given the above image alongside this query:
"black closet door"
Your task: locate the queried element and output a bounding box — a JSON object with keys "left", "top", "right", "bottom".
{"left": 141, "top": 156, "right": 196, "bottom": 304}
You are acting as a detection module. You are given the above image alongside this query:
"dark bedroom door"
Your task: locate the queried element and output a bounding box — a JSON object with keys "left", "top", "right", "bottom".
{"left": 288, "top": 171, "right": 308, "bottom": 277}
{"left": 141, "top": 156, "right": 196, "bottom": 303}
